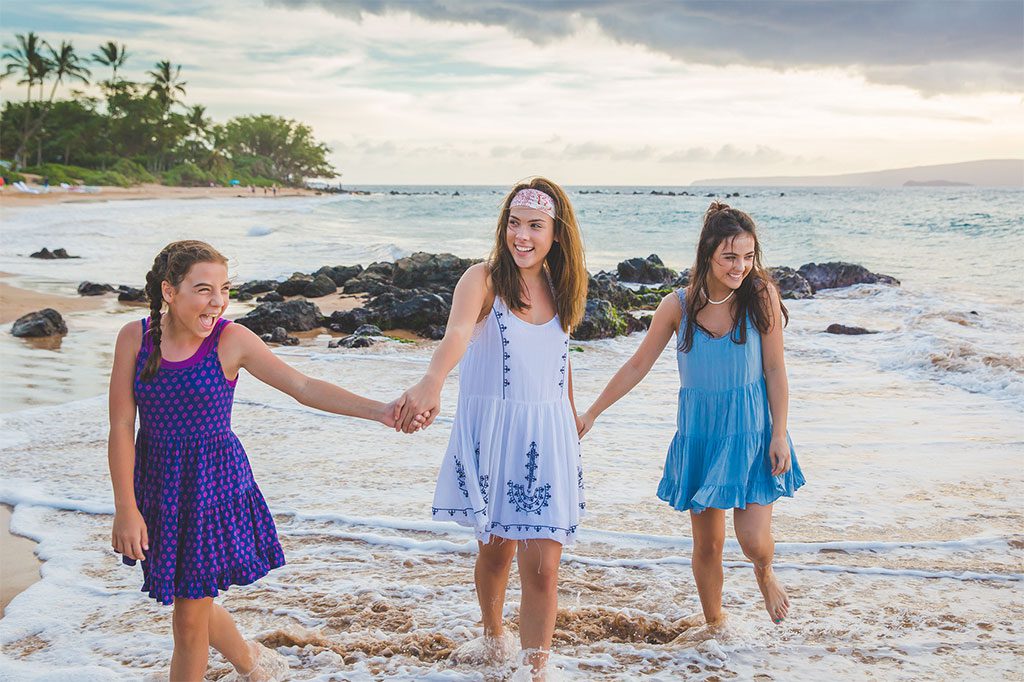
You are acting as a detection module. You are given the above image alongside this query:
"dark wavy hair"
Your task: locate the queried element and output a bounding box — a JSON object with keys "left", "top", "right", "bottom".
{"left": 679, "top": 201, "right": 788, "bottom": 352}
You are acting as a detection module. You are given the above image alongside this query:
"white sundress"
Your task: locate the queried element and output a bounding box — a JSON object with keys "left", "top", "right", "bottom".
{"left": 431, "top": 296, "right": 585, "bottom": 546}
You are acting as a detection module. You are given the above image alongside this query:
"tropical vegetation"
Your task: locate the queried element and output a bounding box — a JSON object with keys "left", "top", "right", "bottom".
{"left": 1, "top": 33, "right": 337, "bottom": 187}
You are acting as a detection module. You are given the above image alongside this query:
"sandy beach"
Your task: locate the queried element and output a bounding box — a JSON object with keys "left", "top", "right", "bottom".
{"left": 0, "top": 182, "right": 321, "bottom": 207}
{"left": 0, "top": 505, "right": 41, "bottom": 618}
{"left": 0, "top": 276, "right": 108, "bottom": 324}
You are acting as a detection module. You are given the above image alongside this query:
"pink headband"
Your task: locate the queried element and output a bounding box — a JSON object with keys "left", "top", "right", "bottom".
{"left": 509, "top": 188, "right": 556, "bottom": 220}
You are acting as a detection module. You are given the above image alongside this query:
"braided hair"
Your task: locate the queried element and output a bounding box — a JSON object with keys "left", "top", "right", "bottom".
{"left": 140, "top": 240, "right": 228, "bottom": 381}
{"left": 679, "top": 201, "right": 788, "bottom": 353}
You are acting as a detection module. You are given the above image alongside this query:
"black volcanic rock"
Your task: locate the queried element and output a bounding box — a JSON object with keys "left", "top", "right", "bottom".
{"left": 12, "top": 308, "right": 67, "bottom": 337}
{"left": 276, "top": 273, "right": 313, "bottom": 297}
{"left": 31, "top": 247, "right": 78, "bottom": 259}
{"left": 237, "top": 279, "right": 278, "bottom": 296}
{"left": 588, "top": 272, "right": 640, "bottom": 310}
{"left": 328, "top": 308, "right": 381, "bottom": 333}
{"left": 388, "top": 293, "right": 451, "bottom": 331}
{"left": 260, "top": 326, "right": 299, "bottom": 345}
{"left": 256, "top": 291, "right": 284, "bottom": 303}
{"left": 826, "top": 323, "right": 876, "bottom": 335}
{"left": 798, "top": 262, "right": 899, "bottom": 292}
{"left": 392, "top": 252, "right": 479, "bottom": 290}
{"left": 573, "top": 299, "right": 628, "bottom": 340}
{"left": 329, "top": 335, "right": 377, "bottom": 349}
{"left": 234, "top": 300, "right": 322, "bottom": 335}
{"left": 77, "top": 281, "right": 115, "bottom": 296}
{"left": 302, "top": 274, "right": 337, "bottom": 298}
{"left": 617, "top": 254, "right": 678, "bottom": 285}
{"left": 117, "top": 286, "right": 146, "bottom": 302}
{"left": 315, "top": 265, "right": 363, "bottom": 286}
{"left": 769, "top": 267, "right": 814, "bottom": 300}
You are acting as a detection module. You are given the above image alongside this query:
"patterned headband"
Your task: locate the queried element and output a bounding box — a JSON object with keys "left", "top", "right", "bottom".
{"left": 509, "top": 188, "right": 556, "bottom": 220}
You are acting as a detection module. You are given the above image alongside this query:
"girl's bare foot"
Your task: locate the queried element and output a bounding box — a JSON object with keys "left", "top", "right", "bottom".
{"left": 754, "top": 565, "right": 789, "bottom": 623}
{"left": 222, "top": 641, "right": 289, "bottom": 682}
{"left": 450, "top": 630, "right": 519, "bottom": 666}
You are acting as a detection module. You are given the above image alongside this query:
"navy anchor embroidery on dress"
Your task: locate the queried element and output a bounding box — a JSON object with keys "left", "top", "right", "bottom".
{"left": 577, "top": 464, "right": 586, "bottom": 510}
{"left": 559, "top": 338, "right": 568, "bottom": 392}
{"left": 507, "top": 441, "right": 551, "bottom": 514}
{"left": 493, "top": 308, "right": 510, "bottom": 398}
{"left": 479, "top": 473, "right": 490, "bottom": 505}
{"left": 474, "top": 444, "right": 490, "bottom": 505}
{"left": 454, "top": 455, "right": 469, "bottom": 498}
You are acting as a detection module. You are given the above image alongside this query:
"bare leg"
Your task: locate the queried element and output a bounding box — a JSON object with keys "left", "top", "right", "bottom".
{"left": 475, "top": 536, "right": 517, "bottom": 637}
{"left": 690, "top": 509, "right": 726, "bottom": 625}
{"left": 734, "top": 503, "right": 789, "bottom": 624}
{"left": 208, "top": 603, "right": 256, "bottom": 673}
{"left": 516, "top": 539, "right": 562, "bottom": 678}
{"left": 170, "top": 597, "right": 212, "bottom": 681}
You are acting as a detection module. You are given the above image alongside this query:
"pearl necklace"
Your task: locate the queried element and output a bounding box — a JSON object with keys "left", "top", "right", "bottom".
{"left": 705, "top": 289, "right": 734, "bottom": 305}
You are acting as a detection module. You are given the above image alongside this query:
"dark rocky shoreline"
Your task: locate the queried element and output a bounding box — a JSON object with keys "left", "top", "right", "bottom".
{"left": 10, "top": 251, "right": 896, "bottom": 341}
{"left": 227, "top": 252, "right": 899, "bottom": 345}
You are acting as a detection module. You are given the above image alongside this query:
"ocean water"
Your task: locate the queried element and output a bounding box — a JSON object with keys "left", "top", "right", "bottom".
{"left": 0, "top": 187, "right": 1021, "bottom": 680}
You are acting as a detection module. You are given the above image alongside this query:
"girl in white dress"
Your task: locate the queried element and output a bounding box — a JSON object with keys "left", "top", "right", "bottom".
{"left": 397, "top": 178, "right": 588, "bottom": 676}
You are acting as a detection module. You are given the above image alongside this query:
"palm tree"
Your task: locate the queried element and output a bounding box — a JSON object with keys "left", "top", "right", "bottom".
{"left": 146, "top": 60, "right": 186, "bottom": 114}
{"left": 91, "top": 41, "right": 128, "bottom": 83}
{"left": 2, "top": 32, "right": 46, "bottom": 105}
{"left": 11, "top": 41, "right": 92, "bottom": 168}
{"left": 185, "top": 104, "right": 210, "bottom": 160}
{"left": 44, "top": 41, "right": 91, "bottom": 101}
{"left": 2, "top": 32, "right": 48, "bottom": 165}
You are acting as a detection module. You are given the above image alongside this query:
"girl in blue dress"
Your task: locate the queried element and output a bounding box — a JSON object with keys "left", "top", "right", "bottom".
{"left": 578, "top": 202, "right": 805, "bottom": 627}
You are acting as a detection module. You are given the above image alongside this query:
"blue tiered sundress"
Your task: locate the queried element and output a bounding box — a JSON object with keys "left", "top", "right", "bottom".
{"left": 657, "top": 290, "right": 805, "bottom": 513}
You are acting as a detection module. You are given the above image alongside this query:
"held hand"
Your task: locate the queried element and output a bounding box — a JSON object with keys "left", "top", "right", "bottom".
{"left": 382, "top": 395, "right": 429, "bottom": 432}
{"left": 576, "top": 411, "right": 595, "bottom": 439}
{"left": 769, "top": 434, "right": 791, "bottom": 476}
{"left": 112, "top": 507, "right": 149, "bottom": 562}
{"left": 379, "top": 396, "right": 403, "bottom": 429}
{"left": 397, "top": 378, "right": 442, "bottom": 433}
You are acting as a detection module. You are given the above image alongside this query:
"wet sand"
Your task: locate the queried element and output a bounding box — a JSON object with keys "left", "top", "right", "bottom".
{"left": 0, "top": 183, "right": 321, "bottom": 207}
{"left": 0, "top": 276, "right": 107, "bottom": 325}
{"left": 0, "top": 505, "right": 41, "bottom": 618}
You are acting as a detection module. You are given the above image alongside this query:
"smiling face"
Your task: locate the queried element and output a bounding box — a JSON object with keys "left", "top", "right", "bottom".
{"left": 506, "top": 206, "right": 556, "bottom": 272}
{"left": 162, "top": 261, "right": 231, "bottom": 338}
{"left": 708, "top": 233, "right": 756, "bottom": 292}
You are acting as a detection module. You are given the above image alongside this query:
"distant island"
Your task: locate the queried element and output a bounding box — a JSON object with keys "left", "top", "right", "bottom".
{"left": 691, "top": 159, "right": 1023, "bottom": 188}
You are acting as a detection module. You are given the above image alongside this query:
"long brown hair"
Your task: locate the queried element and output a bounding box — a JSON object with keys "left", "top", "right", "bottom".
{"left": 140, "top": 240, "right": 228, "bottom": 381}
{"left": 679, "top": 201, "right": 788, "bottom": 352}
{"left": 488, "top": 177, "right": 587, "bottom": 332}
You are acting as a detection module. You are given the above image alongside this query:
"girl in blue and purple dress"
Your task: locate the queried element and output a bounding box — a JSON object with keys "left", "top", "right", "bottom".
{"left": 107, "top": 240, "right": 405, "bottom": 681}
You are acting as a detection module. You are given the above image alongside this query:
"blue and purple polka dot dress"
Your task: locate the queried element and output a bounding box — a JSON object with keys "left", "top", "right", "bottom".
{"left": 125, "top": 317, "right": 285, "bottom": 605}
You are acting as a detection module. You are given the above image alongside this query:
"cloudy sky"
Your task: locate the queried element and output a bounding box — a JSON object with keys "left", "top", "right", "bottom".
{"left": 5, "top": 0, "right": 1022, "bottom": 184}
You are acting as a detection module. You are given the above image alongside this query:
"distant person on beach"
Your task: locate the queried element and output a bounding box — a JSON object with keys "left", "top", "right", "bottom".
{"left": 578, "top": 201, "right": 804, "bottom": 627}
{"left": 396, "top": 178, "right": 589, "bottom": 677}
{"left": 106, "top": 240, "right": 411, "bottom": 681}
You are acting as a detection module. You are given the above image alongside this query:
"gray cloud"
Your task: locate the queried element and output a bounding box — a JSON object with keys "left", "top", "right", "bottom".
{"left": 269, "top": 0, "right": 1023, "bottom": 93}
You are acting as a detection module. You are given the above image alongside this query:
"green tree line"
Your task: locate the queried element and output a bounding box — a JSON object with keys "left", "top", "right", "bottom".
{"left": 1, "top": 33, "right": 337, "bottom": 187}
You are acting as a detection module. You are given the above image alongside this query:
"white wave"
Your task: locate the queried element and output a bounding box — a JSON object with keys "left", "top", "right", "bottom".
{"left": 247, "top": 225, "right": 274, "bottom": 236}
